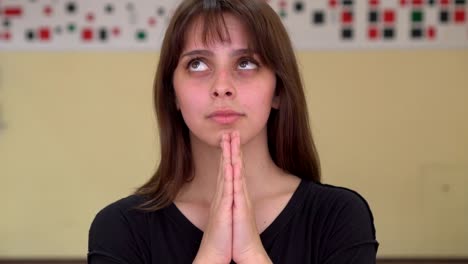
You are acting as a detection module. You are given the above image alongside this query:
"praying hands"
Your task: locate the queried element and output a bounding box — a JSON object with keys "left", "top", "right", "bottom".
{"left": 193, "top": 131, "right": 272, "bottom": 264}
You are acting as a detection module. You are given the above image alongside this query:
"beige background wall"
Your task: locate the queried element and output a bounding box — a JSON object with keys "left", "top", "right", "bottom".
{"left": 0, "top": 50, "right": 467, "bottom": 258}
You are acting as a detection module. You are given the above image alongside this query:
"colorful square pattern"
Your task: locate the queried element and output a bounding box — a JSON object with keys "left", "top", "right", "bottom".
{"left": 0, "top": 0, "right": 467, "bottom": 50}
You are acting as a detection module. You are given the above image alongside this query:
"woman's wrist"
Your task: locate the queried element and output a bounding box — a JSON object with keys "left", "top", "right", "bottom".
{"left": 237, "top": 251, "right": 272, "bottom": 264}
{"left": 193, "top": 251, "right": 228, "bottom": 264}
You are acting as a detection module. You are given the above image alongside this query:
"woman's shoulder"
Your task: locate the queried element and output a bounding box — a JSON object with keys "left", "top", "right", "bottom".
{"left": 91, "top": 195, "right": 147, "bottom": 224}
{"left": 89, "top": 195, "right": 147, "bottom": 236}
{"left": 95, "top": 195, "right": 145, "bottom": 214}
{"left": 88, "top": 195, "right": 154, "bottom": 262}
{"left": 299, "top": 179, "right": 378, "bottom": 243}
{"left": 301, "top": 180, "right": 374, "bottom": 213}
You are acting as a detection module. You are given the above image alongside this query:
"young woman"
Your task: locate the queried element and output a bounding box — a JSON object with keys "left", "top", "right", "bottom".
{"left": 88, "top": 0, "right": 379, "bottom": 263}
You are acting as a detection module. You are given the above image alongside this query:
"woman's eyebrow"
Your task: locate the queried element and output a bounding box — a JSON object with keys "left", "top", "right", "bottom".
{"left": 180, "top": 48, "right": 256, "bottom": 58}
{"left": 230, "top": 48, "right": 256, "bottom": 56}
{"left": 181, "top": 49, "right": 213, "bottom": 58}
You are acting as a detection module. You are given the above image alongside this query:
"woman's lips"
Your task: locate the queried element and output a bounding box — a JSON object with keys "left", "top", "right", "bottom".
{"left": 207, "top": 110, "right": 244, "bottom": 125}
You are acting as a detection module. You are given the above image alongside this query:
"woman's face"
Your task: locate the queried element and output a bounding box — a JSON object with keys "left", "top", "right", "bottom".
{"left": 173, "top": 13, "right": 279, "bottom": 147}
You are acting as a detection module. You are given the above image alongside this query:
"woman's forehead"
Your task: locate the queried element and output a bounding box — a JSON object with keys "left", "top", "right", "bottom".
{"left": 181, "top": 13, "right": 253, "bottom": 52}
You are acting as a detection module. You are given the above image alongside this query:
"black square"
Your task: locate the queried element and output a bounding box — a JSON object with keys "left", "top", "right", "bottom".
{"left": 105, "top": 4, "right": 114, "bottom": 14}
{"left": 157, "top": 7, "right": 165, "bottom": 16}
{"left": 383, "top": 28, "right": 395, "bottom": 39}
{"left": 411, "top": 28, "right": 423, "bottom": 38}
{"left": 342, "top": 0, "right": 353, "bottom": 5}
{"left": 3, "top": 19, "right": 10, "bottom": 28}
{"left": 313, "top": 11, "right": 325, "bottom": 24}
{"left": 66, "top": 2, "right": 77, "bottom": 14}
{"left": 294, "top": 2, "right": 304, "bottom": 12}
{"left": 428, "top": 0, "right": 436, "bottom": 5}
{"left": 455, "top": 0, "right": 466, "bottom": 5}
{"left": 368, "top": 10, "right": 379, "bottom": 23}
{"left": 440, "top": 10, "right": 449, "bottom": 23}
{"left": 25, "top": 30, "right": 35, "bottom": 40}
{"left": 342, "top": 28, "right": 353, "bottom": 39}
{"left": 99, "top": 28, "right": 107, "bottom": 41}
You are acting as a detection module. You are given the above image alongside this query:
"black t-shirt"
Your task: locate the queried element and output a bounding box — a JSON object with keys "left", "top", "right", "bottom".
{"left": 88, "top": 180, "right": 379, "bottom": 263}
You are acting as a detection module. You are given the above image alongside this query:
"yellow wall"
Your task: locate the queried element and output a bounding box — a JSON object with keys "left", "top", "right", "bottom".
{"left": 0, "top": 50, "right": 467, "bottom": 258}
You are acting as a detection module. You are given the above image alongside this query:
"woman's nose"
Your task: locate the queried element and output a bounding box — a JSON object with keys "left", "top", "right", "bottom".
{"left": 212, "top": 90, "right": 233, "bottom": 97}
{"left": 211, "top": 69, "right": 236, "bottom": 98}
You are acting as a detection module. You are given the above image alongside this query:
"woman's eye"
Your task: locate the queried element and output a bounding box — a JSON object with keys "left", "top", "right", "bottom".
{"left": 188, "top": 60, "right": 209, "bottom": 72}
{"left": 238, "top": 60, "right": 258, "bottom": 70}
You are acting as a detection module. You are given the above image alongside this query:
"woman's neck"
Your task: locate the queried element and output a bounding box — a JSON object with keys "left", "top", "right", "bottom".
{"left": 178, "top": 128, "right": 286, "bottom": 205}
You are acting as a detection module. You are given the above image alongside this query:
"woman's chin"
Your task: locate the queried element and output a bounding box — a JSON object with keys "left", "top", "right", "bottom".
{"left": 190, "top": 129, "right": 240, "bottom": 148}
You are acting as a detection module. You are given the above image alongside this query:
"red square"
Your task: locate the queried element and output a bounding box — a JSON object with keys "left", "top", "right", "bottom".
{"left": 1, "top": 31, "right": 12, "bottom": 40}
{"left": 384, "top": 9, "right": 395, "bottom": 23}
{"left": 412, "top": 0, "right": 423, "bottom": 5}
{"left": 369, "top": 0, "right": 379, "bottom": 6}
{"left": 329, "top": 0, "right": 337, "bottom": 8}
{"left": 43, "top": 6, "right": 52, "bottom": 16}
{"left": 81, "top": 28, "right": 93, "bottom": 41}
{"left": 3, "top": 6, "right": 22, "bottom": 17}
{"left": 426, "top": 26, "right": 436, "bottom": 39}
{"left": 440, "top": 0, "right": 450, "bottom": 5}
{"left": 112, "top": 27, "right": 120, "bottom": 36}
{"left": 148, "top": 17, "right": 156, "bottom": 27}
{"left": 39, "top": 27, "right": 50, "bottom": 41}
{"left": 342, "top": 11, "right": 353, "bottom": 24}
{"left": 86, "top": 13, "right": 95, "bottom": 23}
{"left": 400, "top": 0, "right": 407, "bottom": 6}
{"left": 368, "top": 27, "right": 379, "bottom": 39}
{"left": 454, "top": 9, "right": 465, "bottom": 23}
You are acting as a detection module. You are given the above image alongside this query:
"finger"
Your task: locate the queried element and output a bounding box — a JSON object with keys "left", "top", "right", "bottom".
{"left": 233, "top": 159, "right": 243, "bottom": 203}
{"left": 213, "top": 134, "right": 229, "bottom": 208}
{"left": 221, "top": 133, "right": 233, "bottom": 206}
{"left": 231, "top": 131, "right": 247, "bottom": 209}
{"left": 212, "top": 141, "right": 225, "bottom": 208}
{"left": 222, "top": 133, "right": 232, "bottom": 167}
{"left": 241, "top": 164, "right": 252, "bottom": 207}
{"left": 231, "top": 131, "right": 241, "bottom": 167}
{"left": 231, "top": 131, "right": 251, "bottom": 207}
{"left": 237, "top": 134, "right": 250, "bottom": 203}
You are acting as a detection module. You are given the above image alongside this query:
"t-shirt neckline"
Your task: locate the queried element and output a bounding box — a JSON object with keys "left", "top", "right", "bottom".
{"left": 165, "top": 179, "right": 308, "bottom": 244}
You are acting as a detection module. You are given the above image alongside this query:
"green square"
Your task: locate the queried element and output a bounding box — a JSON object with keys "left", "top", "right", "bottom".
{"left": 412, "top": 10, "right": 424, "bottom": 22}
{"left": 280, "top": 10, "right": 287, "bottom": 18}
{"left": 136, "top": 30, "right": 147, "bottom": 41}
{"left": 67, "top": 23, "right": 76, "bottom": 32}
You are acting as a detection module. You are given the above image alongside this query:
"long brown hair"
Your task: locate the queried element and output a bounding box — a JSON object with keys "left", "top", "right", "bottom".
{"left": 135, "top": 0, "right": 321, "bottom": 210}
